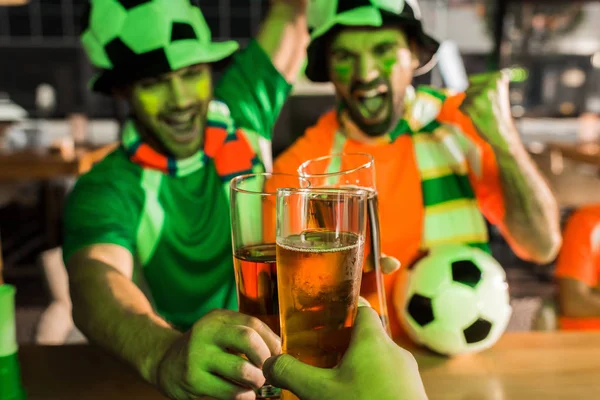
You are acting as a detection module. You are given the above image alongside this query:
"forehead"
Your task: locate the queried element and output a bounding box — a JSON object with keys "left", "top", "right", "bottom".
{"left": 330, "top": 27, "right": 409, "bottom": 50}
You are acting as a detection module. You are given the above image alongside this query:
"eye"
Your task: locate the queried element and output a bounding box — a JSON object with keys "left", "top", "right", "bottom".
{"left": 183, "top": 69, "right": 204, "bottom": 80}
{"left": 373, "top": 43, "right": 396, "bottom": 56}
{"left": 139, "top": 77, "right": 161, "bottom": 89}
{"left": 332, "top": 50, "right": 352, "bottom": 61}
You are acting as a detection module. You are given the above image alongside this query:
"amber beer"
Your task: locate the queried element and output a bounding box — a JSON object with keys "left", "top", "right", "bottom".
{"left": 276, "top": 230, "right": 364, "bottom": 400}
{"left": 307, "top": 189, "right": 390, "bottom": 331}
{"left": 233, "top": 243, "right": 279, "bottom": 335}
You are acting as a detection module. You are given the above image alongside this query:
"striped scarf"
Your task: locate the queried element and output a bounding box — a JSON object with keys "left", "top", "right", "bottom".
{"left": 121, "top": 100, "right": 261, "bottom": 182}
{"left": 336, "top": 86, "right": 491, "bottom": 253}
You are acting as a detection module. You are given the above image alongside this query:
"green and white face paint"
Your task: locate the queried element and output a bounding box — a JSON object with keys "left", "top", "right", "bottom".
{"left": 328, "top": 27, "right": 419, "bottom": 137}
{"left": 129, "top": 64, "right": 212, "bottom": 159}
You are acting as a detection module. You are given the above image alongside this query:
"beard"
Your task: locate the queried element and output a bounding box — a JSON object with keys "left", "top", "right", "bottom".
{"left": 340, "top": 78, "right": 404, "bottom": 137}
{"left": 135, "top": 103, "right": 209, "bottom": 159}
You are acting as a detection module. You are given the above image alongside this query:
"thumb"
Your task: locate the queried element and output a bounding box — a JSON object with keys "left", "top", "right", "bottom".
{"left": 263, "top": 354, "right": 334, "bottom": 399}
{"left": 380, "top": 254, "right": 401, "bottom": 274}
{"left": 351, "top": 306, "right": 389, "bottom": 344}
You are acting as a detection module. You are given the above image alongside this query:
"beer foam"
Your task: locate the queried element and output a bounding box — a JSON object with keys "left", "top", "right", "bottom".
{"left": 276, "top": 238, "right": 363, "bottom": 254}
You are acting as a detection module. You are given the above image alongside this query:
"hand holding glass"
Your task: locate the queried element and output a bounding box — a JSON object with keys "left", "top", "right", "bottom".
{"left": 276, "top": 187, "right": 368, "bottom": 400}
{"left": 230, "top": 173, "right": 309, "bottom": 398}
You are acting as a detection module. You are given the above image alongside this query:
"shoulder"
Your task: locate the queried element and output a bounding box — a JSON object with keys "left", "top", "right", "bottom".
{"left": 408, "top": 85, "right": 467, "bottom": 131}
{"left": 407, "top": 86, "right": 451, "bottom": 130}
{"left": 274, "top": 110, "right": 338, "bottom": 173}
{"left": 68, "top": 148, "right": 144, "bottom": 208}
{"left": 84, "top": 147, "right": 140, "bottom": 178}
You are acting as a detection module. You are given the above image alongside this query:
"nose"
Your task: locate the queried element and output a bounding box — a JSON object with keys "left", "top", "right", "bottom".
{"left": 168, "top": 76, "right": 192, "bottom": 109}
{"left": 356, "top": 54, "right": 379, "bottom": 82}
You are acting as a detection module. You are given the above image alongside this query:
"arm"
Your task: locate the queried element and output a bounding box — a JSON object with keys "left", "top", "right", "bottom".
{"left": 213, "top": 1, "right": 308, "bottom": 139}
{"left": 66, "top": 244, "right": 178, "bottom": 385}
{"left": 460, "top": 71, "right": 561, "bottom": 264}
{"left": 67, "top": 244, "right": 281, "bottom": 400}
{"left": 557, "top": 278, "right": 600, "bottom": 318}
{"left": 494, "top": 144, "right": 561, "bottom": 263}
{"left": 256, "top": 1, "right": 309, "bottom": 83}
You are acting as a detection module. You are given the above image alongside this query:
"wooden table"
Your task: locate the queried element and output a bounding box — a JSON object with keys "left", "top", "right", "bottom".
{"left": 17, "top": 332, "right": 600, "bottom": 400}
{"left": 0, "top": 143, "right": 118, "bottom": 182}
{"left": 547, "top": 142, "right": 600, "bottom": 168}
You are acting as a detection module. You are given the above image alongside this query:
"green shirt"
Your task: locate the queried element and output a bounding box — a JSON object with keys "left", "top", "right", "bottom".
{"left": 64, "top": 40, "right": 291, "bottom": 331}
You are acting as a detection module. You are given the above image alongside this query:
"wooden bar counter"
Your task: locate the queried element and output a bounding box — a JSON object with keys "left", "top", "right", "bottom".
{"left": 0, "top": 143, "right": 118, "bottom": 182}
{"left": 18, "top": 332, "right": 600, "bottom": 399}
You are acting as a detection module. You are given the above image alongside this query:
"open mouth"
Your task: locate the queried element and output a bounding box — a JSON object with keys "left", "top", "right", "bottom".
{"left": 161, "top": 111, "right": 199, "bottom": 143}
{"left": 353, "top": 85, "right": 389, "bottom": 120}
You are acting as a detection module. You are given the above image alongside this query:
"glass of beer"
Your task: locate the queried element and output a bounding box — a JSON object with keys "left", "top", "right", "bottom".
{"left": 276, "top": 187, "right": 368, "bottom": 400}
{"left": 230, "top": 173, "right": 309, "bottom": 399}
{"left": 298, "top": 153, "right": 391, "bottom": 335}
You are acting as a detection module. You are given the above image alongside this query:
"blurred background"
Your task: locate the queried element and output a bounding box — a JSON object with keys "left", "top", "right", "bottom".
{"left": 0, "top": 0, "right": 599, "bottom": 342}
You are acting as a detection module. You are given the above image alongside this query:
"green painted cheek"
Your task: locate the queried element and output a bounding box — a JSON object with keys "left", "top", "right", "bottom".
{"left": 333, "top": 64, "right": 352, "bottom": 83}
{"left": 382, "top": 58, "right": 397, "bottom": 76}
{"left": 138, "top": 91, "right": 161, "bottom": 117}
{"left": 195, "top": 77, "right": 210, "bottom": 100}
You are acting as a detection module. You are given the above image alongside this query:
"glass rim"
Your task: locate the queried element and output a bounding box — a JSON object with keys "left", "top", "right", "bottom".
{"left": 230, "top": 172, "right": 310, "bottom": 196}
{"left": 298, "top": 153, "right": 375, "bottom": 179}
{"left": 276, "top": 186, "right": 370, "bottom": 199}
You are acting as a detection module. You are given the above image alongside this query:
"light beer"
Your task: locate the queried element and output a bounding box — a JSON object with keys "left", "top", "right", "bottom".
{"left": 307, "top": 189, "right": 390, "bottom": 331}
{"left": 233, "top": 243, "right": 279, "bottom": 335}
{"left": 276, "top": 230, "right": 363, "bottom": 373}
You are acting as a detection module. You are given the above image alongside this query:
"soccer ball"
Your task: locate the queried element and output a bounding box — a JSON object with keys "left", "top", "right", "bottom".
{"left": 395, "top": 244, "right": 512, "bottom": 356}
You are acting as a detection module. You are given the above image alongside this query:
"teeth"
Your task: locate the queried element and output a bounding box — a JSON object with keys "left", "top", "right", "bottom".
{"left": 362, "top": 89, "right": 381, "bottom": 98}
{"left": 170, "top": 115, "right": 192, "bottom": 123}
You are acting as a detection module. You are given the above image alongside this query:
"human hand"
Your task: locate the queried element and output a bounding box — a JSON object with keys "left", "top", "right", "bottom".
{"left": 365, "top": 254, "right": 401, "bottom": 274}
{"left": 263, "top": 307, "right": 428, "bottom": 400}
{"left": 460, "top": 70, "right": 522, "bottom": 153}
{"left": 155, "top": 309, "right": 281, "bottom": 400}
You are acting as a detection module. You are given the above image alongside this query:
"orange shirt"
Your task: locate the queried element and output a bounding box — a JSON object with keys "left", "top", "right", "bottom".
{"left": 555, "top": 204, "right": 600, "bottom": 330}
{"left": 274, "top": 98, "right": 505, "bottom": 336}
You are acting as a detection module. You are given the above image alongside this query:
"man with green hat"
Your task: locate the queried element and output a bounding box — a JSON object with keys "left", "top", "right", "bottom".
{"left": 275, "top": 0, "right": 561, "bottom": 337}
{"left": 64, "top": 0, "right": 308, "bottom": 398}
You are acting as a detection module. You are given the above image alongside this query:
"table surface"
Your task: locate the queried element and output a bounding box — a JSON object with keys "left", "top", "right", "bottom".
{"left": 18, "top": 332, "right": 600, "bottom": 400}
{"left": 0, "top": 143, "right": 118, "bottom": 181}
{"left": 548, "top": 141, "right": 600, "bottom": 167}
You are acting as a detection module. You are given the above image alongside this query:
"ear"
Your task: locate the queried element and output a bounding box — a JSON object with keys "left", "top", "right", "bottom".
{"left": 409, "top": 40, "right": 421, "bottom": 70}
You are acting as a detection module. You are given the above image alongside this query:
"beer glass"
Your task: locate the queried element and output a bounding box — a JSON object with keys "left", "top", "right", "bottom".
{"left": 298, "top": 153, "right": 391, "bottom": 335}
{"left": 276, "top": 187, "right": 368, "bottom": 400}
{"left": 230, "top": 173, "right": 309, "bottom": 399}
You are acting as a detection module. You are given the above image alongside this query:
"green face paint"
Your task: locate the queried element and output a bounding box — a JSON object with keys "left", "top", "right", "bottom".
{"left": 328, "top": 28, "right": 417, "bottom": 137}
{"left": 130, "top": 64, "right": 212, "bottom": 159}
{"left": 333, "top": 64, "right": 352, "bottom": 84}
{"left": 382, "top": 57, "right": 397, "bottom": 76}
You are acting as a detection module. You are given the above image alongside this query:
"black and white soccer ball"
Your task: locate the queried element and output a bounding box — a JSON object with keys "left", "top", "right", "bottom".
{"left": 396, "top": 244, "right": 512, "bottom": 356}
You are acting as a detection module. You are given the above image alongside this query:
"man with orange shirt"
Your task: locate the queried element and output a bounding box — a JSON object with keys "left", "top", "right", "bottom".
{"left": 274, "top": 0, "right": 561, "bottom": 336}
{"left": 555, "top": 205, "right": 600, "bottom": 330}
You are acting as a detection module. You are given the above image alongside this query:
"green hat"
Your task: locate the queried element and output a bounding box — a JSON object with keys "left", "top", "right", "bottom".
{"left": 81, "top": 0, "right": 239, "bottom": 94}
{"left": 306, "top": 0, "right": 440, "bottom": 83}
